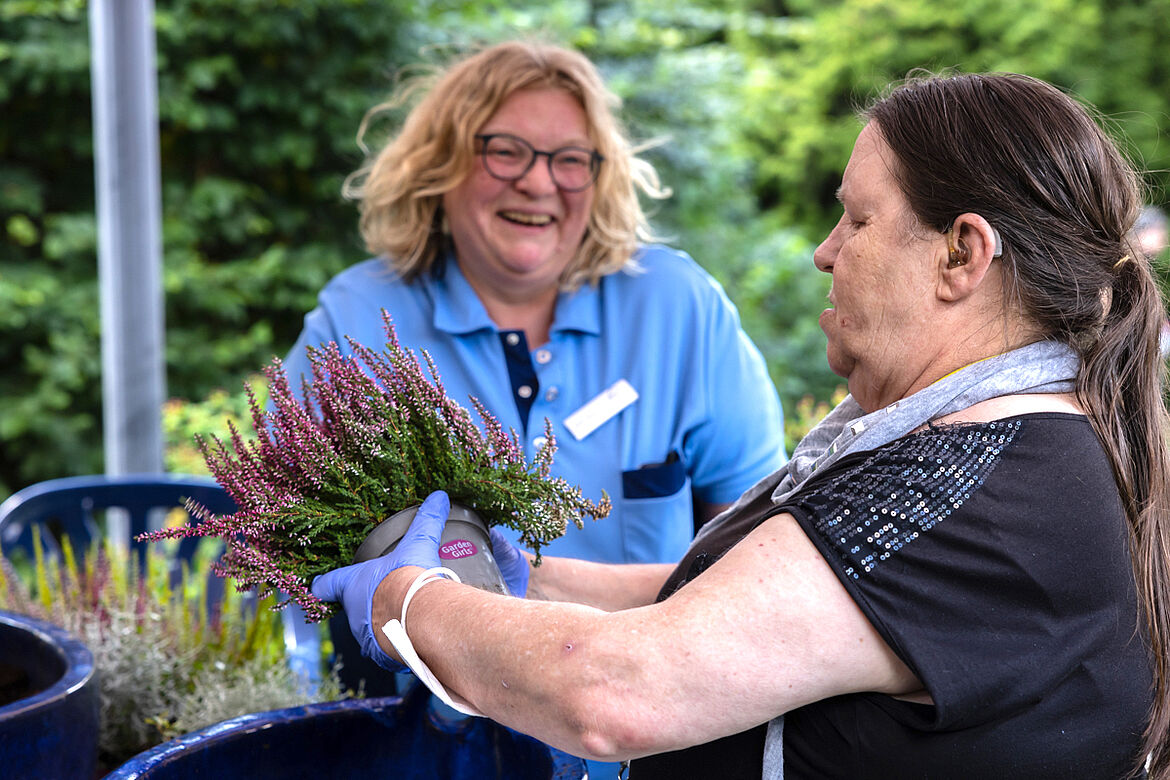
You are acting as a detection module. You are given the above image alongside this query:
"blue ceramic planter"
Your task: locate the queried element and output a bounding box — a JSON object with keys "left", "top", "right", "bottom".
{"left": 108, "top": 684, "right": 585, "bottom": 779}
{"left": 0, "top": 610, "right": 99, "bottom": 780}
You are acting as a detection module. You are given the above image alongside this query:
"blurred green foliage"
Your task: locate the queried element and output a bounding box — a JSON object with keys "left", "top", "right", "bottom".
{"left": 3, "top": 0, "right": 1169, "bottom": 499}
{"left": 163, "top": 373, "right": 266, "bottom": 476}
{"left": 1, "top": 0, "right": 409, "bottom": 494}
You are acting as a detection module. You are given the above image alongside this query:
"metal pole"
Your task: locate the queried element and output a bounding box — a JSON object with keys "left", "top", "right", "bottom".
{"left": 90, "top": 0, "right": 165, "bottom": 478}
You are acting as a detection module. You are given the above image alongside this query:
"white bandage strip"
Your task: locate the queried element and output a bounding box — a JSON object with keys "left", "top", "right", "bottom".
{"left": 381, "top": 566, "right": 484, "bottom": 717}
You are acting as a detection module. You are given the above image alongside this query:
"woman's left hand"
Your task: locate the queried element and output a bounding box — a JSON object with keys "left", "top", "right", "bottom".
{"left": 310, "top": 490, "right": 450, "bottom": 670}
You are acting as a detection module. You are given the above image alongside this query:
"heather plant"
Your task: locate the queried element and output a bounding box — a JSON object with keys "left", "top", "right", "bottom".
{"left": 139, "top": 313, "right": 611, "bottom": 623}
{"left": 0, "top": 532, "right": 347, "bottom": 770}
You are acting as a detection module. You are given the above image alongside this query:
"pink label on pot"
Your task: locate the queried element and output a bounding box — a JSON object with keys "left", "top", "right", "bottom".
{"left": 439, "top": 539, "right": 478, "bottom": 560}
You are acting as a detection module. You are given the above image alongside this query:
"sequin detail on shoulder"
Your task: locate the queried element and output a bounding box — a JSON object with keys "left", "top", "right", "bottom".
{"left": 795, "top": 419, "right": 1023, "bottom": 580}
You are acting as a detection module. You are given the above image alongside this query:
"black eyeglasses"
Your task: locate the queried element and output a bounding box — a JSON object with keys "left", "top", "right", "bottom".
{"left": 474, "top": 133, "right": 603, "bottom": 192}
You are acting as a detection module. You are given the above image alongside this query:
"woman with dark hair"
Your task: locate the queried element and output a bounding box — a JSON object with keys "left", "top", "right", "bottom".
{"left": 314, "top": 72, "right": 1170, "bottom": 778}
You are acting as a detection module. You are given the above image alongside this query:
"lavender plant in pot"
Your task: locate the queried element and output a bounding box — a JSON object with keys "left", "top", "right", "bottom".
{"left": 138, "top": 314, "right": 611, "bottom": 624}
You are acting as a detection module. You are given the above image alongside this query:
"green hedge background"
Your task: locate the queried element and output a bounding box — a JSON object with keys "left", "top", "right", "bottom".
{"left": 3, "top": 0, "right": 1169, "bottom": 499}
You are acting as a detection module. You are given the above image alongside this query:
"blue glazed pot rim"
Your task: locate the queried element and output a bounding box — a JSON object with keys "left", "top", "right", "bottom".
{"left": 106, "top": 687, "right": 581, "bottom": 779}
{"left": 105, "top": 696, "right": 411, "bottom": 777}
{"left": 0, "top": 610, "right": 95, "bottom": 719}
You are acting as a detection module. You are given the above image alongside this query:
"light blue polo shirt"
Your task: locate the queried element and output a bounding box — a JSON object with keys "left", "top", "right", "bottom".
{"left": 282, "top": 244, "right": 786, "bottom": 566}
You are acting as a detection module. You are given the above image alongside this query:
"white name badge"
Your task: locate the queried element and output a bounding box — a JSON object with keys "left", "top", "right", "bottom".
{"left": 563, "top": 379, "right": 639, "bottom": 441}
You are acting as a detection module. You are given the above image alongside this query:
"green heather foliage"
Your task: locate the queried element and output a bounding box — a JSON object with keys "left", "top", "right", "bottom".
{"left": 0, "top": 531, "right": 347, "bottom": 768}
{"left": 139, "top": 317, "right": 611, "bottom": 623}
{"left": 5, "top": 0, "right": 1169, "bottom": 500}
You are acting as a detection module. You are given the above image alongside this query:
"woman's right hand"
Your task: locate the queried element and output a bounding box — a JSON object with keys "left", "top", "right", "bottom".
{"left": 489, "top": 528, "right": 531, "bottom": 598}
{"left": 310, "top": 491, "right": 450, "bottom": 671}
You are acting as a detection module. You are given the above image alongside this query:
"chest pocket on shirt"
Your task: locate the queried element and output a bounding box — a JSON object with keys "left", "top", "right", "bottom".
{"left": 619, "top": 451, "right": 693, "bottom": 562}
{"left": 621, "top": 450, "right": 686, "bottom": 498}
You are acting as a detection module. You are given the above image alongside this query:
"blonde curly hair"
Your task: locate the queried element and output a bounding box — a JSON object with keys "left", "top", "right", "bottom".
{"left": 342, "top": 40, "right": 669, "bottom": 289}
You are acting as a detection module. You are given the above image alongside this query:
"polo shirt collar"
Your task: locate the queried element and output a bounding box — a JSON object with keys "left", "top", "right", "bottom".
{"left": 430, "top": 254, "right": 496, "bottom": 335}
{"left": 430, "top": 253, "right": 601, "bottom": 337}
{"left": 551, "top": 282, "right": 601, "bottom": 337}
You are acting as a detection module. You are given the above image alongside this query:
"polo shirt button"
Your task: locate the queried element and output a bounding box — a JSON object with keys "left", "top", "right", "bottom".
{"left": 505, "top": 333, "right": 521, "bottom": 346}
{"left": 534, "top": 349, "right": 552, "bottom": 364}
{"left": 517, "top": 385, "right": 533, "bottom": 399}
{"left": 544, "top": 387, "right": 559, "bottom": 401}
{"left": 533, "top": 436, "right": 548, "bottom": 449}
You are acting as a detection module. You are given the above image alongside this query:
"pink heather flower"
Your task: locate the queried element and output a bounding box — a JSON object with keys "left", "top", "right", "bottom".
{"left": 139, "top": 312, "right": 610, "bottom": 620}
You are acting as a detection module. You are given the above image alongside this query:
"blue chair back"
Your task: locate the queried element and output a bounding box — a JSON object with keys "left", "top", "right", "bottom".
{"left": 0, "top": 473, "right": 236, "bottom": 569}
{"left": 0, "top": 473, "right": 323, "bottom": 686}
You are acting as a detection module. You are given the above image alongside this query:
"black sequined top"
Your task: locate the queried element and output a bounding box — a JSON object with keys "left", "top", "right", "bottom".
{"left": 632, "top": 414, "right": 1152, "bottom": 780}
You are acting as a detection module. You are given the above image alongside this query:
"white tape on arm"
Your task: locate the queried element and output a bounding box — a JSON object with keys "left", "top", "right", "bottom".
{"left": 381, "top": 566, "right": 484, "bottom": 717}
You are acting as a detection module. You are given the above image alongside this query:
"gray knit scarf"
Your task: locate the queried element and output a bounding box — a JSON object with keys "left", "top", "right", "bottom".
{"left": 688, "top": 339, "right": 1081, "bottom": 779}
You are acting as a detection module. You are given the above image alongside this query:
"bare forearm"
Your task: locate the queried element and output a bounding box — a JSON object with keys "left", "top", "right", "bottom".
{"left": 368, "top": 563, "right": 786, "bottom": 761}
{"left": 362, "top": 514, "right": 922, "bottom": 762}
{"left": 372, "top": 568, "right": 653, "bottom": 759}
{"left": 526, "top": 555, "right": 673, "bottom": 610}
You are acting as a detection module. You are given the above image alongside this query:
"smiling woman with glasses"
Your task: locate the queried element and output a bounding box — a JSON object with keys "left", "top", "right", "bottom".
{"left": 279, "top": 40, "right": 788, "bottom": 779}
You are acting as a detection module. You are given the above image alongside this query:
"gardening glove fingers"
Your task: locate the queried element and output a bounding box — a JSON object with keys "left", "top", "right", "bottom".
{"left": 309, "top": 491, "right": 453, "bottom": 673}
{"left": 311, "top": 559, "right": 406, "bottom": 672}
{"left": 489, "top": 528, "right": 530, "bottom": 598}
{"left": 393, "top": 490, "right": 449, "bottom": 568}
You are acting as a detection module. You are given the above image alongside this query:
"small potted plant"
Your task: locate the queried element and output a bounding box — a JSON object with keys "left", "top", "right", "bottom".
{"left": 0, "top": 533, "right": 347, "bottom": 772}
{"left": 138, "top": 313, "right": 610, "bottom": 623}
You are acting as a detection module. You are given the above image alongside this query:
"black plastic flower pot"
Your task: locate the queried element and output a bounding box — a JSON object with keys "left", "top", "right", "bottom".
{"left": 352, "top": 502, "right": 509, "bottom": 595}
{"left": 330, "top": 503, "right": 512, "bottom": 698}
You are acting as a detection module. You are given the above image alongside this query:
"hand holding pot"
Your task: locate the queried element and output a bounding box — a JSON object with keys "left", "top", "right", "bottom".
{"left": 311, "top": 490, "right": 450, "bottom": 671}
{"left": 489, "top": 528, "right": 531, "bottom": 598}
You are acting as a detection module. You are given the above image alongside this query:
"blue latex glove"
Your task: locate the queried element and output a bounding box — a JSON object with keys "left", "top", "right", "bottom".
{"left": 311, "top": 490, "right": 451, "bottom": 671}
{"left": 489, "top": 528, "right": 530, "bottom": 598}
